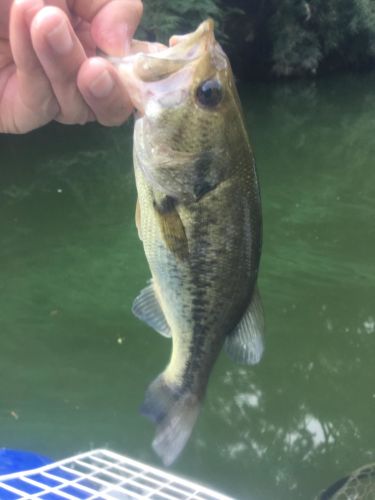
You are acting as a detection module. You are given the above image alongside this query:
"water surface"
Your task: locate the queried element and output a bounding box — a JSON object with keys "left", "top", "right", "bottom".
{"left": 0, "top": 72, "right": 374, "bottom": 499}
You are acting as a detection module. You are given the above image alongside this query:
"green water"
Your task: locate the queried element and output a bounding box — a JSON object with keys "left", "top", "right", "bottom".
{"left": 1, "top": 72, "right": 374, "bottom": 500}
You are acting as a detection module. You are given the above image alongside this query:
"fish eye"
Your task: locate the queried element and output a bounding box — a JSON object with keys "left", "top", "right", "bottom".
{"left": 196, "top": 79, "right": 223, "bottom": 108}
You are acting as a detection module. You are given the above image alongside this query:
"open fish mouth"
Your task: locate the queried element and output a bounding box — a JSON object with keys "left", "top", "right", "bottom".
{"left": 131, "top": 19, "right": 216, "bottom": 82}
{"left": 106, "top": 19, "right": 226, "bottom": 114}
{"left": 109, "top": 19, "right": 215, "bottom": 77}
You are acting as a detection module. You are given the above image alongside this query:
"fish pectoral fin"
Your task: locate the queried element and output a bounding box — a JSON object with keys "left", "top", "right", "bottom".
{"left": 225, "top": 286, "right": 265, "bottom": 365}
{"left": 132, "top": 283, "right": 171, "bottom": 338}
{"left": 158, "top": 211, "right": 189, "bottom": 261}
{"left": 153, "top": 195, "right": 189, "bottom": 261}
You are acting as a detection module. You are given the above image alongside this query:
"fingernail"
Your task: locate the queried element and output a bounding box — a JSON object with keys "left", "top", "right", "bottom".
{"left": 101, "top": 22, "right": 129, "bottom": 55}
{"left": 46, "top": 18, "right": 73, "bottom": 55}
{"left": 110, "top": 22, "right": 129, "bottom": 53}
{"left": 89, "top": 70, "right": 114, "bottom": 98}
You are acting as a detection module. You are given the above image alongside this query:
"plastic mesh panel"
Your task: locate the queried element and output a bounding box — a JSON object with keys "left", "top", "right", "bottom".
{"left": 0, "top": 449, "right": 233, "bottom": 500}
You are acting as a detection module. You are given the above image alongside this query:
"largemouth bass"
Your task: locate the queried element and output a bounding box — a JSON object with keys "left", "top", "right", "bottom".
{"left": 113, "top": 19, "right": 264, "bottom": 466}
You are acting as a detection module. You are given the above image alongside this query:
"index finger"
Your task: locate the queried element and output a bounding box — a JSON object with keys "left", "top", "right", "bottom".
{"left": 72, "top": 0, "right": 143, "bottom": 55}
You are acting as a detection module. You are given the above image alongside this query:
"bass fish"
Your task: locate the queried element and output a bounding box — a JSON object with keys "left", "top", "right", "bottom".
{"left": 114, "top": 19, "right": 264, "bottom": 466}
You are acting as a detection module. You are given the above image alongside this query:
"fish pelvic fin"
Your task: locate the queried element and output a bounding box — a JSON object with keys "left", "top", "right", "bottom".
{"left": 225, "top": 286, "right": 265, "bottom": 365}
{"left": 132, "top": 282, "right": 171, "bottom": 338}
{"left": 141, "top": 374, "right": 201, "bottom": 466}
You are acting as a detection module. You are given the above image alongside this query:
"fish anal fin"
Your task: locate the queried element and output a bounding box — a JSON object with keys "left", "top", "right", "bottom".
{"left": 132, "top": 283, "right": 171, "bottom": 338}
{"left": 141, "top": 374, "right": 200, "bottom": 466}
{"left": 225, "top": 286, "right": 265, "bottom": 365}
{"left": 153, "top": 195, "right": 189, "bottom": 261}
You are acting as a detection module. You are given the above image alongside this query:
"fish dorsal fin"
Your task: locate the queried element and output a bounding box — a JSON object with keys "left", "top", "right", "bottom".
{"left": 132, "top": 283, "right": 171, "bottom": 338}
{"left": 225, "top": 286, "right": 265, "bottom": 365}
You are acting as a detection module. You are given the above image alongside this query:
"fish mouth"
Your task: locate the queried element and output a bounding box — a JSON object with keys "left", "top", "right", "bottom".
{"left": 132, "top": 19, "right": 216, "bottom": 82}
{"left": 108, "top": 19, "right": 226, "bottom": 114}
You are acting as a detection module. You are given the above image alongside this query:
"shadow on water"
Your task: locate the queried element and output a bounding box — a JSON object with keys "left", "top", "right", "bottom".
{"left": 0, "top": 73, "right": 374, "bottom": 500}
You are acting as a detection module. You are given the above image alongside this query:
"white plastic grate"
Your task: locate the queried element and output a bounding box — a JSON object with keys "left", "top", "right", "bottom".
{"left": 0, "top": 449, "right": 234, "bottom": 500}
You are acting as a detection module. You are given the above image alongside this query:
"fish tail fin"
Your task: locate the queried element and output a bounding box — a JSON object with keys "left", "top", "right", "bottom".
{"left": 141, "top": 374, "right": 200, "bottom": 466}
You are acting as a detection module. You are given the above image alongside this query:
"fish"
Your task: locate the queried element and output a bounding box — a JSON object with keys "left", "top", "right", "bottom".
{"left": 112, "top": 19, "right": 264, "bottom": 466}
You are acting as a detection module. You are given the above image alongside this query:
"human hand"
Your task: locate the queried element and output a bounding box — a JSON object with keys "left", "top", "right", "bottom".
{"left": 0, "top": 0, "right": 143, "bottom": 133}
